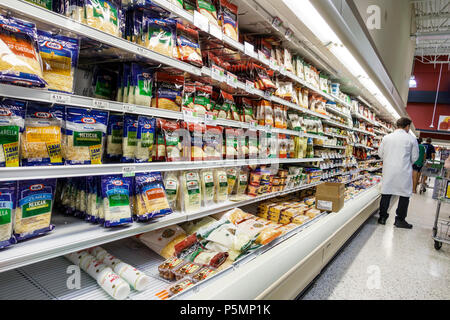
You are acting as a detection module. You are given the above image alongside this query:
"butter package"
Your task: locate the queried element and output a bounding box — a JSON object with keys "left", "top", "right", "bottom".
{"left": 0, "top": 99, "right": 26, "bottom": 167}
{"left": 134, "top": 172, "right": 172, "bottom": 221}
{"left": 21, "top": 103, "right": 64, "bottom": 166}
{"left": 0, "top": 182, "right": 17, "bottom": 249}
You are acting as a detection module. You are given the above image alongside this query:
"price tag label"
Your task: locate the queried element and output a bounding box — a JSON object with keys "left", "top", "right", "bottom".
{"left": 209, "top": 23, "right": 223, "bottom": 40}
{"left": 93, "top": 99, "right": 109, "bottom": 109}
{"left": 193, "top": 11, "right": 209, "bottom": 32}
{"left": 204, "top": 112, "right": 217, "bottom": 126}
{"left": 122, "top": 166, "right": 136, "bottom": 177}
{"left": 244, "top": 41, "right": 254, "bottom": 56}
{"left": 285, "top": 28, "right": 293, "bottom": 40}
{"left": 50, "top": 93, "right": 71, "bottom": 104}
{"left": 265, "top": 125, "right": 272, "bottom": 132}
{"left": 123, "top": 104, "right": 135, "bottom": 113}
{"left": 258, "top": 50, "right": 269, "bottom": 65}
{"left": 264, "top": 91, "right": 272, "bottom": 100}
{"left": 245, "top": 80, "right": 255, "bottom": 94}
{"left": 272, "top": 16, "right": 282, "bottom": 30}
{"left": 182, "top": 107, "right": 200, "bottom": 123}
{"left": 226, "top": 72, "right": 237, "bottom": 88}
{"left": 211, "top": 65, "right": 225, "bottom": 82}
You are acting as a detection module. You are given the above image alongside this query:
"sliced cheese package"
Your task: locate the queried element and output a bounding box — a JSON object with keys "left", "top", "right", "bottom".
{"left": 200, "top": 169, "right": 215, "bottom": 206}
{"left": 203, "top": 125, "right": 223, "bottom": 161}
{"left": 180, "top": 170, "right": 201, "bottom": 213}
{"left": 37, "top": 30, "right": 80, "bottom": 94}
{"left": 226, "top": 167, "right": 237, "bottom": 195}
{"left": 14, "top": 179, "right": 56, "bottom": 241}
{"left": 163, "top": 171, "right": 179, "bottom": 211}
{"left": 121, "top": 114, "right": 138, "bottom": 163}
{"left": 0, "top": 15, "right": 47, "bottom": 88}
{"left": 137, "top": 225, "right": 187, "bottom": 259}
{"left": 234, "top": 168, "right": 248, "bottom": 196}
{"left": 63, "top": 107, "right": 108, "bottom": 165}
{"left": 101, "top": 175, "right": 133, "bottom": 227}
{"left": 0, "top": 99, "right": 26, "bottom": 167}
{"left": 0, "top": 182, "right": 17, "bottom": 249}
{"left": 213, "top": 168, "right": 228, "bottom": 203}
{"left": 133, "top": 172, "right": 172, "bottom": 221}
{"left": 83, "top": 0, "right": 123, "bottom": 37}
{"left": 105, "top": 112, "right": 123, "bottom": 162}
{"left": 21, "top": 103, "right": 64, "bottom": 166}
{"left": 135, "top": 116, "right": 156, "bottom": 163}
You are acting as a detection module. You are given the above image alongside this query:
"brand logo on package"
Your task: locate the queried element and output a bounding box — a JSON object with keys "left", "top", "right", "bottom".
{"left": 143, "top": 124, "right": 151, "bottom": 129}
{"left": 30, "top": 184, "right": 44, "bottom": 191}
{"left": 34, "top": 112, "right": 51, "bottom": 118}
{"left": 112, "top": 180, "right": 123, "bottom": 186}
{"left": 0, "top": 24, "right": 20, "bottom": 33}
{"left": 81, "top": 117, "right": 96, "bottom": 124}
{"left": 44, "top": 41, "right": 63, "bottom": 50}
{"left": 0, "top": 109, "right": 12, "bottom": 116}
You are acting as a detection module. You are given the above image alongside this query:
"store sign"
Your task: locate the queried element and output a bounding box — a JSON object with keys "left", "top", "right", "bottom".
{"left": 438, "top": 115, "right": 450, "bottom": 131}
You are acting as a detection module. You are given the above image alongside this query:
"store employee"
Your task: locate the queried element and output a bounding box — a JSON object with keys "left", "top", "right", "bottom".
{"left": 377, "top": 117, "right": 419, "bottom": 229}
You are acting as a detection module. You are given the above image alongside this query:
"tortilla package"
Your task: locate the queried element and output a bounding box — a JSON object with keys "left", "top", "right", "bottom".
{"left": 101, "top": 175, "right": 133, "bottom": 227}
{"left": 134, "top": 172, "right": 172, "bottom": 221}
{"left": 0, "top": 99, "right": 26, "bottom": 167}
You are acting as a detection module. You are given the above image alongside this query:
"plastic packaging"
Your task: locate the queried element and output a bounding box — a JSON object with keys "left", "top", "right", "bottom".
{"left": 129, "top": 63, "right": 153, "bottom": 106}
{"left": 159, "top": 119, "right": 182, "bottom": 162}
{"left": 193, "top": 84, "right": 212, "bottom": 116}
{"left": 0, "top": 99, "right": 26, "bottom": 167}
{"left": 105, "top": 113, "right": 123, "bottom": 162}
{"left": 135, "top": 116, "right": 156, "bottom": 163}
{"left": 197, "top": 0, "right": 219, "bottom": 25}
{"left": 180, "top": 170, "right": 202, "bottom": 213}
{"left": 152, "top": 73, "right": 184, "bottom": 111}
{"left": 121, "top": 114, "right": 138, "bottom": 163}
{"left": 214, "top": 168, "right": 228, "bottom": 203}
{"left": 83, "top": 0, "right": 123, "bottom": 37}
{"left": 144, "top": 17, "right": 177, "bottom": 58}
{"left": 176, "top": 23, "right": 202, "bottom": 67}
{"left": 173, "top": 261, "right": 202, "bottom": 280}
{"left": 101, "top": 175, "right": 133, "bottom": 227}
{"left": 137, "top": 225, "right": 187, "bottom": 258}
{"left": 167, "top": 278, "right": 194, "bottom": 297}
{"left": 163, "top": 171, "right": 179, "bottom": 211}
{"left": 134, "top": 172, "right": 172, "bottom": 221}
{"left": 191, "top": 266, "right": 216, "bottom": 283}
{"left": 158, "top": 256, "right": 186, "bottom": 280}
{"left": 200, "top": 169, "right": 215, "bottom": 206}
{"left": 218, "top": 0, "right": 238, "bottom": 40}
{"left": 0, "top": 182, "right": 17, "bottom": 249}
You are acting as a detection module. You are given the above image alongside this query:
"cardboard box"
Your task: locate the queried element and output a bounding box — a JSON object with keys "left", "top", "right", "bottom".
{"left": 315, "top": 182, "right": 345, "bottom": 212}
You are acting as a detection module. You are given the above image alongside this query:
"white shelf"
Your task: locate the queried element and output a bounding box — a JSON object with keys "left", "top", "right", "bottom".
{"left": 351, "top": 112, "right": 376, "bottom": 125}
{"left": 318, "top": 145, "right": 347, "bottom": 150}
{"left": 352, "top": 127, "right": 376, "bottom": 136}
{"left": 353, "top": 144, "right": 374, "bottom": 151}
{"left": 330, "top": 95, "right": 354, "bottom": 111}
{"left": 326, "top": 106, "right": 352, "bottom": 120}
{"left": 323, "top": 132, "right": 348, "bottom": 139}
{"left": 323, "top": 119, "right": 353, "bottom": 130}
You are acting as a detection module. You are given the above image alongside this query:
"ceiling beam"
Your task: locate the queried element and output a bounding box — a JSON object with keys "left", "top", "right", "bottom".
{"left": 415, "top": 12, "right": 450, "bottom": 21}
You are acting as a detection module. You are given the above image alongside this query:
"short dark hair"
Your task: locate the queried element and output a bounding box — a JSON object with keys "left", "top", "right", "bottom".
{"left": 396, "top": 117, "right": 412, "bottom": 129}
{"left": 418, "top": 137, "right": 423, "bottom": 144}
{"left": 426, "top": 137, "right": 432, "bottom": 143}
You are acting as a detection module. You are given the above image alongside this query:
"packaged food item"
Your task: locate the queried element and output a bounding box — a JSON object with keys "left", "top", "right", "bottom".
{"left": 234, "top": 168, "right": 248, "bottom": 196}
{"left": 180, "top": 216, "right": 217, "bottom": 235}
{"left": 105, "top": 113, "right": 123, "bottom": 162}
{"left": 176, "top": 23, "right": 202, "bottom": 67}
{"left": 101, "top": 175, "right": 133, "bottom": 227}
{"left": 239, "top": 98, "right": 255, "bottom": 122}
{"left": 163, "top": 171, "right": 179, "bottom": 211}
{"left": 184, "top": 0, "right": 196, "bottom": 12}
{"left": 167, "top": 278, "right": 194, "bottom": 297}
{"left": 292, "top": 214, "right": 309, "bottom": 225}
{"left": 182, "top": 83, "right": 195, "bottom": 109}
{"left": 152, "top": 73, "right": 184, "bottom": 111}
{"left": 0, "top": 182, "right": 17, "bottom": 249}
{"left": 14, "top": 179, "right": 56, "bottom": 241}
{"left": 191, "top": 266, "right": 216, "bottom": 283}
{"left": 92, "top": 66, "right": 118, "bottom": 100}
{"left": 180, "top": 170, "right": 202, "bottom": 213}
{"left": 37, "top": 30, "right": 79, "bottom": 93}
{"left": 158, "top": 256, "right": 186, "bottom": 280}
{"left": 83, "top": 0, "right": 122, "bottom": 37}
{"left": 173, "top": 261, "right": 202, "bottom": 280}
{"left": 25, "top": 0, "right": 53, "bottom": 9}
{"left": 306, "top": 208, "right": 321, "bottom": 218}
{"left": 203, "top": 125, "right": 222, "bottom": 160}
{"left": 137, "top": 225, "right": 187, "bottom": 258}
{"left": 200, "top": 169, "right": 215, "bottom": 206}
{"left": 128, "top": 63, "right": 153, "bottom": 106}
{"left": 218, "top": 0, "right": 238, "bottom": 41}
{"left": 189, "top": 249, "right": 229, "bottom": 268}
{"left": 121, "top": 114, "right": 138, "bottom": 163}
{"left": 171, "top": 0, "right": 184, "bottom": 8}
{"left": 135, "top": 116, "right": 156, "bottom": 163}
{"left": 193, "top": 84, "right": 212, "bottom": 116}
{"left": 197, "top": 0, "right": 219, "bottom": 25}
{"left": 21, "top": 103, "right": 64, "bottom": 166}
{"left": 154, "top": 121, "right": 166, "bottom": 161}
{"left": 144, "top": 17, "right": 177, "bottom": 58}
{"left": 134, "top": 172, "right": 172, "bottom": 221}
{"left": 0, "top": 15, "right": 46, "bottom": 88}
{"left": 0, "top": 99, "right": 26, "bottom": 167}
{"left": 63, "top": 107, "right": 108, "bottom": 165}
{"left": 183, "top": 121, "right": 205, "bottom": 161}
{"left": 223, "top": 128, "right": 238, "bottom": 160}
{"left": 159, "top": 119, "right": 183, "bottom": 162}
{"left": 214, "top": 168, "right": 228, "bottom": 203}
{"left": 226, "top": 167, "right": 237, "bottom": 195}
{"left": 255, "top": 226, "right": 282, "bottom": 245}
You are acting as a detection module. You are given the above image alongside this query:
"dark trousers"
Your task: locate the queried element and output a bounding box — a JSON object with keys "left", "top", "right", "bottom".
{"left": 379, "top": 194, "right": 410, "bottom": 221}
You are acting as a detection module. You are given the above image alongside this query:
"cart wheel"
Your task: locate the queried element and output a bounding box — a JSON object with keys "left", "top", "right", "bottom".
{"left": 434, "top": 241, "right": 442, "bottom": 250}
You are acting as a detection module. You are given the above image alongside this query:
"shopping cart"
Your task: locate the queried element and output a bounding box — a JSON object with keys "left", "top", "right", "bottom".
{"left": 432, "top": 162, "right": 450, "bottom": 250}
{"left": 419, "top": 160, "right": 441, "bottom": 194}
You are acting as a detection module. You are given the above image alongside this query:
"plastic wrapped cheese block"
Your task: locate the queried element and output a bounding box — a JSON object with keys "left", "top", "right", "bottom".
{"left": 0, "top": 182, "right": 17, "bottom": 249}
{"left": 180, "top": 170, "right": 201, "bottom": 213}
{"left": 200, "top": 169, "right": 215, "bottom": 206}
{"left": 137, "top": 225, "right": 187, "bottom": 259}
{"left": 101, "top": 175, "right": 133, "bottom": 227}
{"left": 213, "top": 168, "right": 228, "bottom": 203}
{"left": 163, "top": 171, "right": 179, "bottom": 211}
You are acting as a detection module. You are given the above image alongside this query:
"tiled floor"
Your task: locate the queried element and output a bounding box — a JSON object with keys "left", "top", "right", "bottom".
{"left": 302, "top": 185, "right": 450, "bottom": 300}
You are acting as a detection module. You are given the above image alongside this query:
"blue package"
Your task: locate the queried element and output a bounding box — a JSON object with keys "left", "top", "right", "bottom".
{"left": 101, "top": 175, "right": 133, "bottom": 227}
{"left": 0, "top": 99, "right": 26, "bottom": 167}
{"left": 105, "top": 113, "right": 124, "bottom": 162}
{"left": 0, "top": 182, "right": 18, "bottom": 250}
{"left": 135, "top": 116, "right": 156, "bottom": 163}
{"left": 121, "top": 114, "right": 138, "bottom": 163}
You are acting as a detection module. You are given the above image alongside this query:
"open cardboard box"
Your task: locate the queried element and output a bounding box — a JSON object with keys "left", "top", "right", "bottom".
{"left": 315, "top": 182, "right": 345, "bottom": 212}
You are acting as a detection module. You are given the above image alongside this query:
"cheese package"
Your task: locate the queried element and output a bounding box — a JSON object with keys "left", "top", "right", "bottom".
{"left": 25, "top": 0, "right": 54, "bottom": 9}
{"left": 158, "top": 256, "right": 186, "bottom": 280}
{"left": 218, "top": 0, "right": 238, "bottom": 41}
{"left": 166, "top": 278, "right": 194, "bottom": 297}
{"left": 85, "top": 176, "right": 99, "bottom": 223}
{"left": 292, "top": 214, "right": 309, "bottom": 225}
{"left": 163, "top": 171, "right": 179, "bottom": 211}
{"left": 144, "top": 17, "right": 177, "bottom": 58}
{"left": 137, "top": 224, "right": 187, "bottom": 258}
{"left": 188, "top": 249, "right": 229, "bottom": 269}
{"left": 180, "top": 216, "right": 217, "bottom": 235}
{"left": 255, "top": 226, "right": 282, "bottom": 245}
{"left": 183, "top": 0, "right": 196, "bottom": 12}
{"left": 191, "top": 266, "right": 216, "bottom": 283}
{"left": 193, "top": 84, "right": 212, "bottom": 116}
{"left": 0, "top": 99, "right": 26, "bottom": 167}
{"left": 171, "top": 0, "right": 184, "bottom": 8}
{"left": 232, "top": 218, "right": 267, "bottom": 252}
{"left": 223, "top": 128, "right": 238, "bottom": 160}
{"left": 105, "top": 113, "right": 123, "bottom": 162}
{"left": 121, "top": 114, "right": 138, "bottom": 163}
{"left": 183, "top": 121, "right": 205, "bottom": 161}
{"left": 234, "top": 168, "right": 248, "bottom": 196}
{"left": 21, "top": 103, "right": 64, "bottom": 166}
{"left": 0, "top": 15, "right": 46, "bottom": 88}
{"left": 134, "top": 172, "right": 172, "bottom": 221}
{"left": 101, "top": 175, "right": 133, "bottom": 227}
{"left": 182, "top": 83, "right": 195, "bottom": 109}
{"left": 0, "top": 182, "right": 17, "bottom": 249}
{"left": 37, "top": 30, "right": 80, "bottom": 93}
{"left": 200, "top": 169, "right": 215, "bottom": 206}
{"left": 239, "top": 98, "right": 255, "bottom": 122}
{"left": 63, "top": 107, "right": 108, "bottom": 165}
{"left": 135, "top": 116, "right": 156, "bottom": 163}
{"left": 197, "top": 0, "right": 219, "bottom": 25}
{"left": 159, "top": 119, "right": 183, "bottom": 162}
{"left": 180, "top": 170, "right": 202, "bottom": 213}
{"left": 226, "top": 167, "right": 237, "bottom": 195}
{"left": 128, "top": 63, "right": 153, "bottom": 106}
{"left": 92, "top": 66, "right": 118, "bottom": 100}
{"left": 214, "top": 168, "right": 228, "bottom": 203}
{"left": 152, "top": 73, "right": 184, "bottom": 111}
{"left": 83, "top": 0, "right": 123, "bottom": 37}
{"left": 176, "top": 23, "right": 202, "bottom": 67}
{"left": 222, "top": 207, "right": 253, "bottom": 225}
{"left": 173, "top": 261, "right": 202, "bottom": 280}
{"left": 14, "top": 179, "right": 56, "bottom": 241}
{"left": 203, "top": 125, "right": 223, "bottom": 161}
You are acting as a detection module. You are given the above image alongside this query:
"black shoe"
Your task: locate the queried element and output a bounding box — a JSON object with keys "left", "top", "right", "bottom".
{"left": 394, "top": 220, "right": 413, "bottom": 229}
{"left": 378, "top": 217, "right": 387, "bottom": 225}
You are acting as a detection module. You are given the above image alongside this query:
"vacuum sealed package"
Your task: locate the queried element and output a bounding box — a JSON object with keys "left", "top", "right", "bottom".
{"left": 0, "top": 182, "right": 17, "bottom": 249}
{"left": 180, "top": 170, "right": 201, "bottom": 213}
{"left": 14, "top": 179, "right": 56, "bottom": 241}
{"left": 151, "top": 73, "right": 184, "bottom": 111}
{"left": 135, "top": 116, "right": 156, "bottom": 163}
{"left": 191, "top": 266, "right": 216, "bottom": 283}
{"left": 214, "top": 168, "right": 228, "bottom": 203}
{"left": 159, "top": 119, "right": 183, "bottom": 162}
{"left": 203, "top": 125, "right": 222, "bottom": 161}
{"left": 163, "top": 171, "right": 179, "bottom": 211}
{"left": 197, "top": 0, "right": 219, "bottom": 25}
{"left": 193, "top": 84, "right": 212, "bottom": 116}
{"left": 176, "top": 23, "right": 202, "bottom": 67}
{"left": 0, "top": 15, "right": 46, "bottom": 88}
{"left": 226, "top": 167, "right": 237, "bottom": 195}
{"left": 200, "top": 169, "right": 215, "bottom": 206}
{"left": 128, "top": 63, "right": 153, "bottom": 106}
{"left": 134, "top": 172, "right": 172, "bottom": 221}
{"left": 137, "top": 224, "right": 187, "bottom": 258}
{"left": 218, "top": 0, "right": 238, "bottom": 41}
{"left": 0, "top": 99, "right": 26, "bottom": 167}
{"left": 63, "top": 107, "right": 108, "bottom": 165}
{"left": 101, "top": 175, "right": 133, "bottom": 227}
{"left": 83, "top": 0, "right": 123, "bottom": 37}
{"left": 183, "top": 121, "right": 205, "bottom": 161}
{"left": 37, "top": 30, "right": 80, "bottom": 93}
{"left": 21, "top": 103, "right": 64, "bottom": 166}
{"left": 234, "top": 168, "right": 248, "bottom": 196}
{"left": 121, "top": 114, "right": 138, "bottom": 163}
{"left": 173, "top": 261, "right": 202, "bottom": 280}
{"left": 144, "top": 17, "right": 176, "bottom": 58}
{"left": 223, "top": 128, "right": 238, "bottom": 160}
{"left": 180, "top": 216, "right": 217, "bottom": 235}
{"left": 166, "top": 278, "right": 194, "bottom": 297}
{"left": 105, "top": 113, "right": 123, "bottom": 162}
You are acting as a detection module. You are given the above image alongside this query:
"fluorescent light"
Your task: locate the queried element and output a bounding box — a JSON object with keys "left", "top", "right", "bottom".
{"left": 409, "top": 76, "right": 417, "bottom": 88}
{"left": 329, "top": 44, "right": 368, "bottom": 78}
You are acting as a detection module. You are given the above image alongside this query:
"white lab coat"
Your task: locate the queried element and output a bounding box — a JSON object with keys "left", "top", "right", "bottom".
{"left": 378, "top": 129, "right": 419, "bottom": 197}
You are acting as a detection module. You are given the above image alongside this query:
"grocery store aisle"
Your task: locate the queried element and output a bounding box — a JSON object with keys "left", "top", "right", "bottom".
{"left": 301, "top": 188, "right": 450, "bottom": 300}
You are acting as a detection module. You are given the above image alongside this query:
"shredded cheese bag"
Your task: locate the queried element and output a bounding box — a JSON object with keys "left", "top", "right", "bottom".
{"left": 214, "top": 168, "right": 228, "bottom": 203}
{"left": 105, "top": 113, "right": 123, "bottom": 162}
{"left": 135, "top": 116, "right": 156, "bottom": 163}
{"left": 176, "top": 23, "right": 202, "bottom": 67}
{"left": 0, "top": 99, "right": 25, "bottom": 167}
{"left": 92, "top": 67, "right": 118, "bottom": 100}
{"left": 83, "top": 0, "right": 122, "bottom": 37}
{"left": 0, "top": 182, "right": 17, "bottom": 249}
{"left": 37, "top": 30, "right": 80, "bottom": 93}
{"left": 193, "top": 83, "right": 212, "bottom": 116}
{"left": 197, "top": 0, "right": 219, "bottom": 25}
{"left": 121, "top": 114, "right": 138, "bottom": 163}
{"left": 129, "top": 63, "right": 153, "bottom": 107}
{"left": 183, "top": 121, "right": 205, "bottom": 161}
{"left": 200, "top": 169, "right": 215, "bottom": 206}
{"left": 163, "top": 171, "right": 179, "bottom": 211}
{"left": 134, "top": 172, "right": 172, "bottom": 221}
{"left": 180, "top": 170, "right": 201, "bottom": 213}
{"left": 218, "top": 0, "right": 238, "bottom": 41}
{"left": 0, "top": 15, "right": 46, "bottom": 88}
{"left": 63, "top": 107, "right": 108, "bottom": 165}
{"left": 203, "top": 125, "right": 222, "bottom": 161}
{"left": 184, "top": 0, "right": 196, "bottom": 12}
{"left": 144, "top": 17, "right": 176, "bottom": 58}
{"left": 159, "top": 119, "right": 183, "bottom": 162}
{"left": 152, "top": 72, "right": 184, "bottom": 111}
{"left": 101, "top": 175, "right": 133, "bottom": 227}
{"left": 21, "top": 103, "right": 64, "bottom": 166}
{"left": 14, "top": 179, "right": 56, "bottom": 241}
